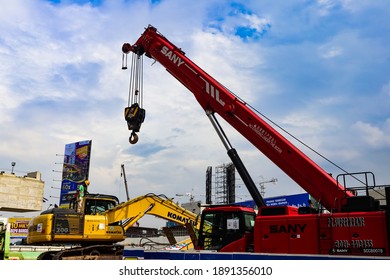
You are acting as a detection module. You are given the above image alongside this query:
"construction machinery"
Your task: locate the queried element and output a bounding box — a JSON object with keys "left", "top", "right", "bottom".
{"left": 122, "top": 25, "right": 390, "bottom": 257}
{"left": 25, "top": 193, "right": 199, "bottom": 259}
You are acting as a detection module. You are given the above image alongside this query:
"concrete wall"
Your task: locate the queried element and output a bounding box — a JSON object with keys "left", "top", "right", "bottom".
{"left": 0, "top": 172, "right": 44, "bottom": 212}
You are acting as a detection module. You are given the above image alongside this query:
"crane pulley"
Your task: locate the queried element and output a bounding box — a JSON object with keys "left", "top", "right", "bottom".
{"left": 122, "top": 45, "right": 145, "bottom": 144}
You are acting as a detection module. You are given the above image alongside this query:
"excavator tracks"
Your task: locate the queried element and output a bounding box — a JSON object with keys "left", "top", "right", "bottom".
{"left": 37, "top": 244, "right": 124, "bottom": 260}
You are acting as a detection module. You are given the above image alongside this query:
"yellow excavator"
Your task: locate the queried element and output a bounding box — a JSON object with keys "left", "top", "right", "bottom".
{"left": 26, "top": 193, "right": 200, "bottom": 259}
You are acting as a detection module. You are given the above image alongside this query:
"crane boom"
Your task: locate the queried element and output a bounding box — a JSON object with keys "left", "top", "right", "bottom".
{"left": 123, "top": 25, "right": 352, "bottom": 212}
{"left": 121, "top": 164, "right": 130, "bottom": 201}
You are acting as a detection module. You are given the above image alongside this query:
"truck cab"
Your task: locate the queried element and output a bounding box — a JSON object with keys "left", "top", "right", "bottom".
{"left": 197, "top": 205, "right": 256, "bottom": 252}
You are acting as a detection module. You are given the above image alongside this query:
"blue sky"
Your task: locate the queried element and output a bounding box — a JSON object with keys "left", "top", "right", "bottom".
{"left": 1, "top": 0, "right": 389, "bottom": 226}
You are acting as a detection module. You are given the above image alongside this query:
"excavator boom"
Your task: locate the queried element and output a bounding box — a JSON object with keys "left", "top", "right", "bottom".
{"left": 105, "top": 193, "right": 199, "bottom": 231}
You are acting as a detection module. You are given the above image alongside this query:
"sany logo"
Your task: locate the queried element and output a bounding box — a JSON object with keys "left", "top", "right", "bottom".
{"left": 269, "top": 224, "right": 307, "bottom": 234}
{"left": 161, "top": 45, "right": 225, "bottom": 107}
{"left": 161, "top": 46, "right": 185, "bottom": 67}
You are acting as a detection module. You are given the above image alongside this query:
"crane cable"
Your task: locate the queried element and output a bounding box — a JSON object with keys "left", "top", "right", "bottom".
{"left": 122, "top": 51, "right": 146, "bottom": 144}
{"left": 247, "top": 102, "right": 367, "bottom": 186}
{"left": 217, "top": 81, "right": 366, "bottom": 186}
{"left": 128, "top": 53, "right": 144, "bottom": 108}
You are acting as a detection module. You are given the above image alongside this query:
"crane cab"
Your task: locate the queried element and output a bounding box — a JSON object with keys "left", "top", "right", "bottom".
{"left": 197, "top": 205, "right": 256, "bottom": 252}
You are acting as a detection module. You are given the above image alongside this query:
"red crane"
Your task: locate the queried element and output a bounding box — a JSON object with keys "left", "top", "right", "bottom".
{"left": 122, "top": 25, "right": 352, "bottom": 212}
{"left": 122, "top": 25, "right": 390, "bottom": 256}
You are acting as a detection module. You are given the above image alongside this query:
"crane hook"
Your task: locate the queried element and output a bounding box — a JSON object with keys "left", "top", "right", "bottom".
{"left": 129, "top": 132, "right": 139, "bottom": 144}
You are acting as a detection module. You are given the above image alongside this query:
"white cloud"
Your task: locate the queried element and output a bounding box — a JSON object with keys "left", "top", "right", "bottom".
{"left": 244, "top": 14, "right": 270, "bottom": 31}
{"left": 352, "top": 121, "right": 390, "bottom": 148}
{"left": 281, "top": 112, "right": 334, "bottom": 131}
{"left": 316, "top": 96, "right": 344, "bottom": 105}
{"left": 317, "top": 0, "right": 378, "bottom": 15}
{"left": 320, "top": 46, "right": 343, "bottom": 59}
{"left": 382, "top": 82, "right": 390, "bottom": 97}
{"left": 317, "top": 0, "right": 337, "bottom": 16}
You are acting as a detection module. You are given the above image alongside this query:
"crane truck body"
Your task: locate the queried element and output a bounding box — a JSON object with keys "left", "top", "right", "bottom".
{"left": 122, "top": 25, "right": 390, "bottom": 257}
{"left": 24, "top": 193, "right": 199, "bottom": 259}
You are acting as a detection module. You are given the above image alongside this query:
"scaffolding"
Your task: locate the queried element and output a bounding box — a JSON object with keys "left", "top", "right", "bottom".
{"left": 214, "top": 163, "right": 235, "bottom": 204}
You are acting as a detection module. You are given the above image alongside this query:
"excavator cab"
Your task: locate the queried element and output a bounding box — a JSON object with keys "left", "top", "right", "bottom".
{"left": 27, "top": 194, "right": 121, "bottom": 245}
{"left": 69, "top": 193, "right": 120, "bottom": 214}
{"left": 197, "top": 206, "right": 256, "bottom": 252}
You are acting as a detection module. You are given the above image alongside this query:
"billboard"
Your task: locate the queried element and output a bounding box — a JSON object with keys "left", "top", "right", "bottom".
{"left": 59, "top": 140, "right": 92, "bottom": 207}
{"left": 226, "top": 163, "right": 235, "bottom": 204}
{"left": 8, "top": 217, "right": 32, "bottom": 239}
{"left": 205, "top": 166, "right": 212, "bottom": 204}
{"left": 264, "top": 193, "right": 310, "bottom": 208}
{"left": 236, "top": 193, "right": 311, "bottom": 209}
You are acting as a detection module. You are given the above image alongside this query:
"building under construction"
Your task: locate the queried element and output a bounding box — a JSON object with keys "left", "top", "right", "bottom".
{"left": 205, "top": 163, "right": 236, "bottom": 205}
{"left": 0, "top": 171, "right": 44, "bottom": 212}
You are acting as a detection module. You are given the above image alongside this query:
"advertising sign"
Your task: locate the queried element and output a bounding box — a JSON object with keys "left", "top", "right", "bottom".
{"left": 264, "top": 193, "right": 310, "bottom": 208}
{"left": 59, "top": 140, "right": 92, "bottom": 207}
{"left": 8, "top": 217, "right": 31, "bottom": 238}
{"left": 236, "top": 193, "right": 311, "bottom": 209}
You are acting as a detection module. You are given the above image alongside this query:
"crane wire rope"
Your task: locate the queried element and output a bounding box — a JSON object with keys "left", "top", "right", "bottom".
{"left": 218, "top": 83, "right": 366, "bottom": 185}
{"left": 247, "top": 104, "right": 368, "bottom": 187}
{"left": 127, "top": 53, "right": 144, "bottom": 107}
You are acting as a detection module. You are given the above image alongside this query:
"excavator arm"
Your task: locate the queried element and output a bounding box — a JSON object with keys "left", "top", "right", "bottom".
{"left": 123, "top": 25, "right": 352, "bottom": 212}
{"left": 104, "top": 193, "right": 199, "bottom": 232}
